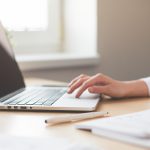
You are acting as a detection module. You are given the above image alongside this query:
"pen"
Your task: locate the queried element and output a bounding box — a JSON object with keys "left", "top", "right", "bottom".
{"left": 45, "top": 111, "right": 109, "bottom": 125}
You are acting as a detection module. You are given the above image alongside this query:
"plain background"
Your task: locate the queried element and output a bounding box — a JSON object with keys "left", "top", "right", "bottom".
{"left": 23, "top": 0, "right": 150, "bottom": 82}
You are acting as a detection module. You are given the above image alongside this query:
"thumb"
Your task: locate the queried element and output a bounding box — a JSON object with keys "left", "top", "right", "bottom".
{"left": 88, "top": 86, "right": 108, "bottom": 94}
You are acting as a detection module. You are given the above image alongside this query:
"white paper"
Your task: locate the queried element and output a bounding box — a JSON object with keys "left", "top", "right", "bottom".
{"left": 92, "top": 128, "right": 150, "bottom": 149}
{"left": 0, "top": 135, "right": 67, "bottom": 150}
{"left": 76, "top": 109, "right": 150, "bottom": 148}
{"left": 0, "top": 135, "right": 101, "bottom": 150}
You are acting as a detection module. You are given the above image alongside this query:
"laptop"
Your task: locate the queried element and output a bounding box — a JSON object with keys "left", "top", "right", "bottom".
{"left": 0, "top": 22, "right": 100, "bottom": 112}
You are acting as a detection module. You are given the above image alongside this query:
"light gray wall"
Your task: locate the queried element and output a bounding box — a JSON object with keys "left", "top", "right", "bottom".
{"left": 23, "top": 0, "right": 150, "bottom": 82}
{"left": 98, "top": 0, "right": 150, "bottom": 80}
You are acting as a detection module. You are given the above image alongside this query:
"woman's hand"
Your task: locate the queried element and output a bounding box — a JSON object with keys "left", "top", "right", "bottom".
{"left": 67, "top": 73, "right": 149, "bottom": 98}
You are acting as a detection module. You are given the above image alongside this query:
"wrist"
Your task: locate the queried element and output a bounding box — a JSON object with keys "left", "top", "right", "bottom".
{"left": 123, "top": 80, "right": 149, "bottom": 98}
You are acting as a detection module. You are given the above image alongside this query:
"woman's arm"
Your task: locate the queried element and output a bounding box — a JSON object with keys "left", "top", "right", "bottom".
{"left": 122, "top": 80, "right": 149, "bottom": 98}
{"left": 67, "top": 74, "right": 149, "bottom": 98}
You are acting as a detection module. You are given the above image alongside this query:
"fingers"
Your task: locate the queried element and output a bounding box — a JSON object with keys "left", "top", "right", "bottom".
{"left": 88, "top": 86, "right": 108, "bottom": 94}
{"left": 76, "top": 74, "right": 107, "bottom": 98}
{"left": 68, "top": 73, "right": 113, "bottom": 98}
{"left": 67, "top": 77, "right": 89, "bottom": 93}
{"left": 68, "top": 74, "right": 88, "bottom": 87}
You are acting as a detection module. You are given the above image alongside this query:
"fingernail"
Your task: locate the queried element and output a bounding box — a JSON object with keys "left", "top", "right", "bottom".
{"left": 75, "top": 95, "right": 79, "bottom": 98}
{"left": 67, "top": 88, "right": 71, "bottom": 93}
{"left": 76, "top": 94, "right": 80, "bottom": 98}
{"left": 68, "top": 83, "right": 71, "bottom": 87}
{"left": 89, "top": 88, "right": 93, "bottom": 93}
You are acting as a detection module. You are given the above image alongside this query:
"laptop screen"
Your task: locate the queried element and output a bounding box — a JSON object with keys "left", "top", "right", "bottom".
{"left": 0, "top": 24, "right": 25, "bottom": 98}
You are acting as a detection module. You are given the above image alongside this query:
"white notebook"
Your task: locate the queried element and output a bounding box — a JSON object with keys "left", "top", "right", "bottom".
{"left": 76, "top": 109, "right": 150, "bottom": 149}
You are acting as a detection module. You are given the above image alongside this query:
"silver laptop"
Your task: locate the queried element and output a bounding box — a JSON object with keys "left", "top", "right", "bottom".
{"left": 0, "top": 23, "right": 100, "bottom": 112}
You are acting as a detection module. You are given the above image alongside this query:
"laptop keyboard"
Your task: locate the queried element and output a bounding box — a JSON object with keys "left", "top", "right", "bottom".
{"left": 3, "top": 88, "right": 66, "bottom": 106}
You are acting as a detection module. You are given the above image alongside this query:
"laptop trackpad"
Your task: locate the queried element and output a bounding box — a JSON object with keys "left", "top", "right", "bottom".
{"left": 52, "top": 90, "right": 100, "bottom": 110}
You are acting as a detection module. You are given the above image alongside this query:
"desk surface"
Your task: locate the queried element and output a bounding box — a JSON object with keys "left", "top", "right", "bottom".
{"left": 0, "top": 78, "right": 150, "bottom": 150}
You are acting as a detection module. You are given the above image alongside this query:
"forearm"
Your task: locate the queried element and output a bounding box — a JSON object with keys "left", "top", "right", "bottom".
{"left": 123, "top": 80, "right": 149, "bottom": 98}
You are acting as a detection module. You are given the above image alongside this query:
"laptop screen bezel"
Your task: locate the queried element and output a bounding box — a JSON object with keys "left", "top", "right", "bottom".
{"left": 0, "top": 22, "right": 25, "bottom": 98}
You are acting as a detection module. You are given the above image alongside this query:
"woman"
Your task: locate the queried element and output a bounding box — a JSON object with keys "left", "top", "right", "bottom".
{"left": 67, "top": 73, "right": 150, "bottom": 98}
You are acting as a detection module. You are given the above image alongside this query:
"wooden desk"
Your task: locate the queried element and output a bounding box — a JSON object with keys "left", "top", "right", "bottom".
{"left": 0, "top": 78, "right": 150, "bottom": 150}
